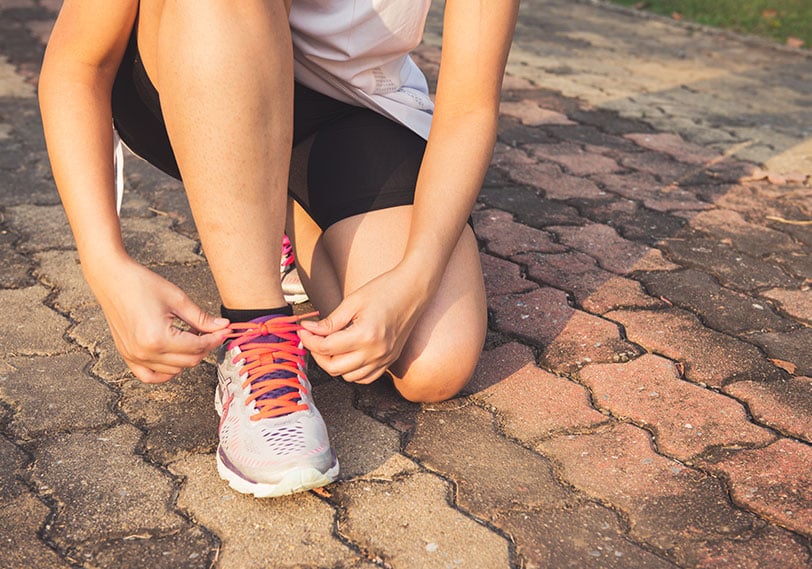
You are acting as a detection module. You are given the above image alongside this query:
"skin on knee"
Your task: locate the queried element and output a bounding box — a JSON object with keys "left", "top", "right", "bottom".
{"left": 390, "top": 339, "right": 484, "bottom": 403}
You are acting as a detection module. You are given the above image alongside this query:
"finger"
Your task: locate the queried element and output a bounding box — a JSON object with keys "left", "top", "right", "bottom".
{"left": 300, "top": 324, "right": 369, "bottom": 358}
{"left": 162, "top": 327, "right": 229, "bottom": 357}
{"left": 341, "top": 364, "right": 389, "bottom": 385}
{"left": 127, "top": 362, "right": 179, "bottom": 384}
{"left": 312, "top": 349, "right": 370, "bottom": 378}
{"left": 171, "top": 293, "right": 230, "bottom": 334}
{"left": 300, "top": 297, "right": 358, "bottom": 336}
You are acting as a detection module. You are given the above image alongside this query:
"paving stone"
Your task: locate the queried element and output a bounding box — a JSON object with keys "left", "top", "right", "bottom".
{"left": 353, "top": 375, "right": 421, "bottom": 436}
{"left": 768, "top": 250, "right": 812, "bottom": 281}
{"left": 490, "top": 287, "right": 638, "bottom": 373}
{"left": 79, "top": 525, "right": 216, "bottom": 569}
{"left": 2, "top": 353, "right": 117, "bottom": 441}
{"left": 624, "top": 132, "right": 717, "bottom": 165}
{"left": 312, "top": 380, "right": 401, "bottom": 480}
{"left": 548, "top": 223, "right": 679, "bottom": 274}
{"left": 0, "top": 493, "right": 70, "bottom": 569}
{"left": 4, "top": 204, "right": 74, "bottom": 253}
{"left": 171, "top": 453, "right": 359, "bottom": 569}
{"left": 531, "top": 168, "right": 607, "bottom": 201}
{"left": 479, "top": 252, "right": 538, "bottom": 298}
{"left": 30, "top": 424, "right": 186, "bottom": 548}
{"left": 68, "top": 304, "right": 130, "bottom": 381}
{"left": 605, "top": 308, "right": 785, "bottom": 388}
{"left": 659, "top": 237, "right": 800, "bottom": 292}
{"left": 118, "top": 362, "right": 218, "bottom": 464}
{"left": 0, "top": 227, "right": 34, "bottom": 287}
{"left": 703, "top": 438, "right": 812, "bottom": 538}
{"left": 515, "top": 249, "right": 662, "bottom": 314}
{"left": 34, "top": 250, "right": 94, "bottom": 312}
{"left": 332, "top": 471, "right": 511, "bottom": 569}
{"left": 0, "top": 433, "right": 28, "bottom": 500}
{"left": 478, "top": 184, "right": 585, "bottom": 228}
{"left": 151, "top": 263, "right": 222, "bottom": 323}
{"left": 640, "top": 269, "right": 796, "bottom": 335}
{"left": 499, "top": 99, "right": 575, "bottom": 126}
{"left": 406, "top": 405, "right": 670, "bottom": 569}
{"left": 527, "top": 141, "right": 622, "bottom": 175}
{"left": 578, "top": 355, "right": 774, "bottom": 461}
{"left": 497, "top": 114, "right": 558, "bottom": 145}
{"left": 710, "top": 184, "right": 812, "bottom": 235}
{"left": 537, "top": 423, "right": 808, "bottom": 567}
{"left": 749, "top": 328, "right": 812, "bottom": 377}
{"left": 464, "top": 341, "right": 536, "bottom": 395}
{"left": 120, "top": 215, "right": 202, "bottom": 266}
{"left": 618, "top": 151, "right": 697, "bottom": 183}
{"left": 0, "top": 285, "right": 69, "bottom": 356}
{"left": 595, "top": 171, "right": 713, "bottom": 213}
{"left": 472, "top": 208, "right": 566, "bottom": 257}
{"left": 575, "top": 198, "right": 687, "bottom": 247}
{"left": 688, "top": 209, "right": 798, "bottom": 253}
{"left": 469, "top": 350, "right": 607, "bottom": 441}
{"left": 725, "top": 377, "right": 812, "bottom": 444}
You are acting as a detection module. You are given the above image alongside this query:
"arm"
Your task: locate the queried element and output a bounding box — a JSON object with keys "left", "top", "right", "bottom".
{"left": 300, "top": 0, "right": 519, "bottom": 381}
{"left": 40, "top": 0, "right": 229, "bottom": 383}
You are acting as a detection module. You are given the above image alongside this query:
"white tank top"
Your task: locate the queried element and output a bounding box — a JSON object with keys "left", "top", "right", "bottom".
{"left": 289, "top": 0, "right": 434, "bottom": 139}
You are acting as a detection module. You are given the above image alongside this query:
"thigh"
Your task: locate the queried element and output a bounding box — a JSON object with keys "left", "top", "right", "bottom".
{"left": 292, "top": 204, "right": 487, "bottom": 402}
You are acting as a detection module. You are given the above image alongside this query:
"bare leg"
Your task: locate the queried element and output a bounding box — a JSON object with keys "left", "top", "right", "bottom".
{"left": 289, "top": 202, "right": 487, "bottom": 403}
{"left": 137, "top": 0, "right": 293, "bottom": 309}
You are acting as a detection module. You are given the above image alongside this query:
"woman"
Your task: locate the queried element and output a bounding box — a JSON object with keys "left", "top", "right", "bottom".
{"left": 39, "top": 0, "right": 519, "bottom": 497}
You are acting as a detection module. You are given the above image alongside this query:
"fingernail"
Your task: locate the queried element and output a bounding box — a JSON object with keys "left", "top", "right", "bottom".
{"left": 214, "top": 317, "right": 229, "bottom": 326}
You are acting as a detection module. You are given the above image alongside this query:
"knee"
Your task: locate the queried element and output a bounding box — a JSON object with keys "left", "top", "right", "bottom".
{"left": 390, "top": 348, "right": 481, "bottom": 404}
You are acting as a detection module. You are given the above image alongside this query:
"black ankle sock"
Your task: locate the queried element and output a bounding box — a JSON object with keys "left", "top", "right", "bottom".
{"left": 220, "top": 304, "right": 292, "bottom": 323}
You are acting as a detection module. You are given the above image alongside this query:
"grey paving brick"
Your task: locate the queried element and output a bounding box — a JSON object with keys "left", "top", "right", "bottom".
{"left": 171, "top": 453, "right": 359, "bottom": 569}
{"left": 0, "top": 493, "right": 71, "bottom": 569}
{"left": 2, "top": 353, "right": 116, "bottom": 441}
{"left": 332, "top": 470, "right": 511, "bottom": 569}
{"left": 29, "top": 424, "right": 186, "bottom": 549}
{"left": 0, "top": 285, "right": 70, "bottom": 356}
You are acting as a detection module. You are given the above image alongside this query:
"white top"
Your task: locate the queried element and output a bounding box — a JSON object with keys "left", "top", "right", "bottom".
{"left": 289, "top": 0, "right": 435, "bottom": 139}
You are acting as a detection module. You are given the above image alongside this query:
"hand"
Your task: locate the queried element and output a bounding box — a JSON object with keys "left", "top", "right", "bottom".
{"left": 299, "top": 266, "right": 429, "bottom": 384}
{"left": 87, "top": 255, "right": 231, "bottom": 383}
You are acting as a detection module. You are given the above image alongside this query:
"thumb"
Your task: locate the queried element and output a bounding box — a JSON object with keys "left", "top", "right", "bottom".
{"left": 300, "top": 298, "right": 357, "bottom": 336}
{"left": 173, "top": 295, "right": 230, "bottom": 333}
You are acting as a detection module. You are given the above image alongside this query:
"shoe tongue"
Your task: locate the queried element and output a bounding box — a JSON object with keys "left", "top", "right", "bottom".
{"left": 246, "top": 314, "right": 299, "bottom": 403}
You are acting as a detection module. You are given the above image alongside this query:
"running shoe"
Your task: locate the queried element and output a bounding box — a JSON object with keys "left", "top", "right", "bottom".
{"left": 281, "top": 234, "right": 308, "bottom": 304}
{"left": 215, "top": 312, "right": 338, "bottom": 497}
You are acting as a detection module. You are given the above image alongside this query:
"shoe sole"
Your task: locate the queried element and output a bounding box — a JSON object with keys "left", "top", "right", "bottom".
{"left": 216, "top": 447, "right": 339, "bottom": 498}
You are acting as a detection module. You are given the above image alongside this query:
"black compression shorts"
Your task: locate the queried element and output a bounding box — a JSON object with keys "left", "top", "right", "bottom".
{"left": 111, "top": 27, "right": 427, "bottom": 231}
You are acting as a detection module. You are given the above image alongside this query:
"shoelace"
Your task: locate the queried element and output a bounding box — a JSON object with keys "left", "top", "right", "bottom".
{"left": 281, "top": 234, "right": 295, "bottom": 271}
{"left": 225, "top": 312, "right": 318, "bottom": 420}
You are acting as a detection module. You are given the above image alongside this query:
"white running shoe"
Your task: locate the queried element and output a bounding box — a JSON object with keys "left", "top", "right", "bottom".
{"left": 215, "top": 312, "right": 338, "bottom": 497}
{"left": 281, "top": 235, "right": 309, "bottom": 305}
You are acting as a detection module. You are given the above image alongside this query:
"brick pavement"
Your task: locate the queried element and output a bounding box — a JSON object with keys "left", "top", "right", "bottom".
{"left": 1, "top": 0, "right": 810, "bottom": 567}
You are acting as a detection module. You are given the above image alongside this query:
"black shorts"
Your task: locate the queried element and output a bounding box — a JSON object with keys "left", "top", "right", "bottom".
{"left": 111, "top": 27, "right": 427, "bottom": 230}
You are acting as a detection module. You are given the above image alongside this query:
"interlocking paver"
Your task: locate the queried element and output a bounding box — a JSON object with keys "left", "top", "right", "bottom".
{"left": 172, "top": 453, "right": 360, "bottom": 569}
{"left": 406, "top": 405, "right": 671, "bottom": 569}
{"left": 468, "top": 343, "right": 607, "bottom": 441}
{"left": 606, "top": 308, "right": 785, "bottom": 388}
{"left": 0, "top": 226, "right": 34, "bottom": 288}
{"left": 2, "top": 354, "right": 117, "bottom": 441}
{"left": 0, "top": 494, "right": 71, "bottom": 568}
{"left": 594, "top": 171, "right": 713, "bottom": 213}
{"left": 0, "top": 285, "right": 70, "bottom": 356}
{"left": 34, "top": 250, "right": 94, "bottom": 311}
{"left": 29, "top": 424, "right": 185, "bottom": 550}
{"left": 547, "top": 222, "right": 679, "bottom": 274}
{"left": 575, "top": 198, "right": 687, "bottom": 247}
{"left": 578, "top": 355, "right": 774, "bottom": 461}
{"left": 479, "top": 252, "right": 538, "bottom": 298}
{"left": 688, "top": 209, "right": 799, "bottom": 253}
{"left": 618, "top": 151, "right": 696, "bottom": 183}
{"left": 702, "top": 438, "right": 812, "bottom": 538}
{"left": 640, "top": 269, "right": 795, "bottom": 335}
{"left": 67, "top": 304, "right": 130, "bottom": 381}
{"left": 79, "top": 526, "right": 216, "bottom": 569}
{"left": 500, "top": 99, "right": 575, "bottom": 126}
{"left": 479, "top": 184, "right": 585, "bottom": 228}
{"left": 331, "top": 471, "right": 512, "bottom": 569}
{"left": 490, "top": 287, "right": 639, "bottom": 372}
{"left": 527, "top": 141, "right": 622, "bottom": 175}
{"left": 749, "top": 329, "right": 812, "bottom": 377}
{"left": 473, "top": 208, "right": 566, "bottom": 257}
{"left": 624, "top": 133, "right": 717, "bottom": 165}
{"left": 724, "top": 377, "right": 812, "bottom": 443}
{"left": 537, "top": 423, "right": 811, "bottom": 567}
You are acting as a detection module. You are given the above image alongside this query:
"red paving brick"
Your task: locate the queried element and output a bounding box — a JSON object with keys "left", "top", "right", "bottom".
{"left": 473, "top": 209, "right": 565, "bottom": 257}
{"left": 724, "top": 377, "right": 812, "bottom": 443}
{"left": 548, "top": 223, "right": 679, "bottom": 274}
{"left": 702, "top": 438, "right": 812, "bottom": 538}
{"left": 537, "top": 423, "right": 810, "bottom": 567}
{"left": 527, "top": 141, "right": 622, "bottom": 175}
{"left": 507, "top": 161, "right": 606, "bottom": 200}
{"left": 595, "top": 171, "right": 714, "bottom": 213}
{"left": 490, "top": 288, "right": 638, "bottom": 373}
{"left": 578, "top": 355, "right": 774, "bottom": 461}
{"left": 605, "top": 308, "right": 785, "bottom": 388}
{"left": 499, "top": 100, "right": 576, "bottom": 126}
{"left": 479, "top": 253, "right": 537, "bottom": 298}
{"left": 469, "top": 344, "right": 608, "bottom": 442}
{"left": 689, "top": 209, "right": 798, "bottom": 253}
{"left": 624, "top": 132, "right": 717, "bottom": 165}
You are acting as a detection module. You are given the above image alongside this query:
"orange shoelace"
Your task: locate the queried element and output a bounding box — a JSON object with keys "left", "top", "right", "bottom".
{"left": 225, "top": 311, "right": 318, "bottom": 420}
